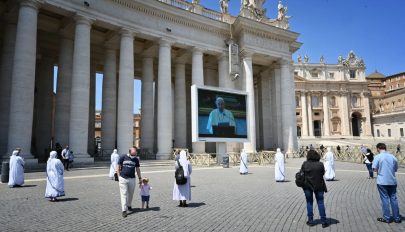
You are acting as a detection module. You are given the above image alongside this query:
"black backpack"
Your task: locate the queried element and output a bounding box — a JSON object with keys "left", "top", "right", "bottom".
{"left": 295, "top": 162, "right": 306, "bottom": 188}
{"left": 175, "top": 160, "right": 187, "bottom": 185}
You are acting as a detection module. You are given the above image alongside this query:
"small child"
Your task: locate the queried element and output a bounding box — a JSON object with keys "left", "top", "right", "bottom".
{"left": 140, "top": 177, "right": 152, "bottom": 209}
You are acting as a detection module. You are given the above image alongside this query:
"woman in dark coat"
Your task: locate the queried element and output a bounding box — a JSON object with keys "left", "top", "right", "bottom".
{"left": 301, "top": 150, "right": 329, "bottom": 228}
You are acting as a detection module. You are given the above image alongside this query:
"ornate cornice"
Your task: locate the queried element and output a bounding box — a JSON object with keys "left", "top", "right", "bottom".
{"left": 111, "top": 0, "right": 229, "bottom": 38}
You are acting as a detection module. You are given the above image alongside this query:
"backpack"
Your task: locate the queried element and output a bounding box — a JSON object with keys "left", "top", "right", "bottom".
{"left": 175, "top": 160, "right": 187, "bottom": 185}
{"left": 295, "top": 163, "right": 306, "bottom": 188}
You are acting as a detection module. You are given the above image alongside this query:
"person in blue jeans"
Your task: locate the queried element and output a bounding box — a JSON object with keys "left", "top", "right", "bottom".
{"left": 372, "top": 143, "right": 402, "bottom": 223}
{"left": 363, "top": 148, "right": 374, "bottom": 179}
{"left": 300, "top": 150, "right": 329, "bottom": 228}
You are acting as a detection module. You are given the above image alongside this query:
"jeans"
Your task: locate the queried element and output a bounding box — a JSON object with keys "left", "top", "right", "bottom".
{"left": 377, "top": 184, "right": 401, "bottom": 222}
{"left": 304, "top": 189, "right": 326, "bottom": 223}
{"left": 365, "top": 163, "right": 373, "bottom": 178}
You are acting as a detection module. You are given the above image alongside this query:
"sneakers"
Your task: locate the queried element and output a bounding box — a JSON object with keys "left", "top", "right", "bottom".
{"left": 122, "top": 211, "right": 127, "bottom": 218}
{"left": 306, "top": 221, "right": 316, "bottom": 227}
{"left": 127, "top": 206, "right": 132, "bottom": 211}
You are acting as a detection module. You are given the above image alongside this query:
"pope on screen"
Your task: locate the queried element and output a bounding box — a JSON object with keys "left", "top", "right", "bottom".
{"left": 206, "top": 97, "right": 236, "bottom": 134}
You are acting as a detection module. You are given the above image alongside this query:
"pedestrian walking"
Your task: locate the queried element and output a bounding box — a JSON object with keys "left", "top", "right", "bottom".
{"left": 109, "top": 149, "right": 120, "bottom": 180}
{"left": 8, "top": 148, "right": 24, "bottom": 188}
{"left": 45, "top": 151, "right": 65, "bottom": 202}
{"left": 363, "top": 148, "right": 374, "bottom": 179}
{"left": 372, "top": 143, "right": 402, "bottom": 223}
{"left": 300, "top": 150, "right": 329, "bottom": 228}
{"left": 117, "top": 147, "right": 142, "bottom": 218}
{"left": 173, "top": 150, "right": 192, "bottom": 207}
{"left": 323, "top": 147, "right": 335, "bottom": 181}
{"left": 397, "top": 144, "right": 401, "bottom": 154}
{"left": 239, "top": 149, "right": 248, "bottom": 175}
{"left": 275, "top": 148, "right": 285, "bottom": 182}
{"left": 140, "top": 177, "right": 152, "bottom": 209}
{"left": 61, "top": 145, "right": 70, "bottom": 171}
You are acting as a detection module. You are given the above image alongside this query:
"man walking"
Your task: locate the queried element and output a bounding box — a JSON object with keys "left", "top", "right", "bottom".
{"left": 372, "top": 143, "right": 402, "bottom": 223}
{"left": 61, "top": 145, "right": 70, "bottom": 171}
{"left": 117, "top": 147, "right": 142, "bottom": 218}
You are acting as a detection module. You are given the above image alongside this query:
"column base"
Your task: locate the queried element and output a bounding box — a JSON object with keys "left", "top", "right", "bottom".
{"left": 73, "top": 153, "right": 94, "bottom": 164}
{"left": 156, "top": 153, "right": 171, "bottom": 160}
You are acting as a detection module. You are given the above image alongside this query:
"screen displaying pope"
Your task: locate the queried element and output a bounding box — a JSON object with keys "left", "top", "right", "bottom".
{"left": 206, "top": 97, "right": 236, "bottom": 134}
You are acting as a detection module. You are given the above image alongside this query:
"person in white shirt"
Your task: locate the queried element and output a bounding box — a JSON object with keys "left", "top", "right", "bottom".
{"left": 275, "top": 148, "right": 285, "bottom": 182}
{"left": 323, "top": 147, "right": 335, "bottom": 181}
{"left": 8, "top": 148, "right": 24, "bottom": 187}
{"left": 206, "top": 97, "right": 236, "bottom": 134}
{"left": 109, "top": 149, "right": 120, "bottom": 180}
{"left": 240, "top": 149, "right": 248, "bottom": 175}
{"left": 140, "top": 177, "right": 152, "bottom": 209}
{"left": 61, "top": 145, "right": 70, "bottom": 171}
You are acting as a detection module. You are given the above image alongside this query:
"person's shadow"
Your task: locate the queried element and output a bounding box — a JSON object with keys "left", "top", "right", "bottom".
{"left": 16, "top": 185, "right": 37, "bottom": 188}
{"left": 187, "top": 202, "right": 206, "bottom": 208}
{"left": 313, "top": 218, "right": 340, "bottom": 225}
{"left": 56, "top": 198, "right": 79, "bottom": 202}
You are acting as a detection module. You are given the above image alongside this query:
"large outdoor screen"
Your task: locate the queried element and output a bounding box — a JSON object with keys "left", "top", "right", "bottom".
{"left": 191, "top": 85, "right": 249, "bottom": 143}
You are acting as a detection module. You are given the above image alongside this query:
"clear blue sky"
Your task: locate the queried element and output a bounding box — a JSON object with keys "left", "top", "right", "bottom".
{"left": 58, "top": 0, "right": 405, "bottom": 113}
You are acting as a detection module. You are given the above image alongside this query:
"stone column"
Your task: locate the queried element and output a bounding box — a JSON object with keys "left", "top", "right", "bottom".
{"left": 362, "top": 92, "right": 372, "bottom": 136}
{"left": 273, "top": 67, "right": 283, "bottom": 148}
{"left": 280, "top": 60, "right": 297, "bottom": 153}
{"left": 7, "top": 0, "right": 42, "bottom": 159}
{"left": 307, "top": 94, "right": 314, "bottom": 136}
{"left": 322, "top": 93, "right": 330, "bottom": 136}
{"left": 0, "top": 21, "right": 16, "bottom": 157}
{"left": 260, "top": 70, "right": 272, "bottom": 149}
{"left": 300, "top": 91, "right": 309, "bottom": 137}
{"left": 117, "top": 30, "right": 134, "bottom": 154}
{"left": 242, "top": 51, "right": 256, "bottom": 152}
{"left": 218, "top": 54, "right": 234, "bottom": 89}
{"left": 87, "top": 64, "right": 96, "bottom": 155}
{"left": 157, "top": 39, "right": 172, "bottom": 159}
{"left": 174, "top": 62, "right": 187, "bottom": 148}
{"left": 54, "top": 37, "right": 73, "bottom": 147}
{"left": 204, "top": 65, "right": 217, "bottom": 87}
{"left": 191, "top": 47, "right": 205, "bottom": 153}
{"left": 34, "top": 56, "right": 54, "bottom": 160}
{"left": 68, "top": 15, "right": 93, "bottom": 159}
{"left": 340, "top": 92, "right": 350, "bottom": 136}
{"left": 140, "top": 56, "right": 155, "bottom": 151}
{"left": 101, "top": 48, "right": 117, "bottom": 150}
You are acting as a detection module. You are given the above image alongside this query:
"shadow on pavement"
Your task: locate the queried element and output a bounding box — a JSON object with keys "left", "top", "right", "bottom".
{"left": 187, "top": 202, "right": 206, "bottom": 208}
{"left": 57, "top": 197, "right": 79, "bottom": 202}
{"left": 17, "top": 185, "right": 37, "bottom": 188}
{"left": 276, "top": 180, "right": 291, "bottom": 183}
{"left": 313, "top": 218, "right": 340, "bottom": 225}
{"left": 143, "top": 207, "right": 161, "bottom": 212}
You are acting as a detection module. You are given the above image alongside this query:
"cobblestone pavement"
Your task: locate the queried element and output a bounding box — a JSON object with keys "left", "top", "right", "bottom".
{"left": 1, "top": 159, "right": 404, "bottom": 232}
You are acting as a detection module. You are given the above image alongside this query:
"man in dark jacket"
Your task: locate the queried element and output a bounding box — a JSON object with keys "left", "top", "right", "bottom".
{"left": 301, "top": 150, "right": 329, "bottom": 228}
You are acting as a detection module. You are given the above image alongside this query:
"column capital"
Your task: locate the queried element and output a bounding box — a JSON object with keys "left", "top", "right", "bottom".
{"left": 120, "top": 29, "right": 134, "bottom": 38}
{"left": 158, "top": 39, "right": 173, "bottom": 48}
{"left": 19, "top": 0, "right": 44, "bottom": 10}
{"left": 192, "top": 47, "right": 204, "bottom": 55}
{"left": 74, "top": 14, "right": 94, "bottom": 26}
{"left": 279, "top": 58, "right": 292, "bottom": 66}
{"left": 217, "top": 53, "right": 228, "bottom": 60}
{"left": 240, "top": 49, "right": 254, "bottom": 59}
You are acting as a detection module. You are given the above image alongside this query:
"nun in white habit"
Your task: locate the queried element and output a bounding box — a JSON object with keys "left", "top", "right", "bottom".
{"left": 274, "top": 148, "right": 285, "bottom": 182}
{"left": 45, "top": 151, "right": 65, "bottom": 202}
{"left": 109, "top": 149, "right": 120, "bottom": 180}
{"left": 173, "top": 150, "right": 192, "bottom": 207}
{"left": 8, "top": 149, "right": 25, "bottom": 187}
{"left": 240, "top": 149, "right": 248, "bottom": 175}
{"left": 323, "top": 147, "right": 336, "bottom": 181}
